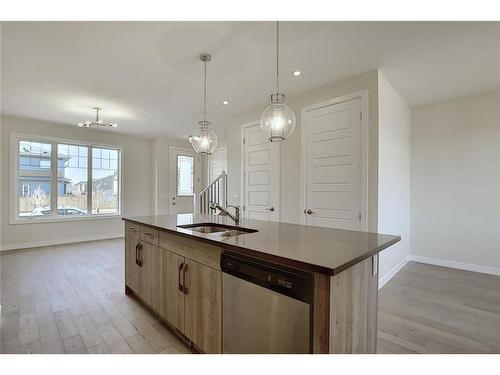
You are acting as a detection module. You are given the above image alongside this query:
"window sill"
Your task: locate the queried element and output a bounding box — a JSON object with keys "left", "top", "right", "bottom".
{"left": 10, "top": 214, "right": 122, "bottom": 225}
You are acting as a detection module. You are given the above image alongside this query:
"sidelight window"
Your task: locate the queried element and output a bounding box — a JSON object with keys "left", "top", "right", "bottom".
{"left": 177, "top": 155, "right": 194, "bottom": 196}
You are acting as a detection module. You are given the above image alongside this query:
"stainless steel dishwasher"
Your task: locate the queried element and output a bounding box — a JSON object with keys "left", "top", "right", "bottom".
{"left": 221, "top": 251, "right": 313, "bottom": 354}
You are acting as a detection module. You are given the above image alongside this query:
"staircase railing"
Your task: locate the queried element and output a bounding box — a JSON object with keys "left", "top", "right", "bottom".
{"left": 195, "top": 172, "right": 227, "bottom": 214}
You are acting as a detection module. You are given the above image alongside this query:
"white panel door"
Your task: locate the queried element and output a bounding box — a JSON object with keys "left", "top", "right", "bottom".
{"left": 305, "top": 97, "right": 363, "bottom": 230}
{"left": 169, "top": 147, "right": 200, "bottom": 214}
{"left": 243, "top": 124, "right": 280, "bottom": 221}
{"left": 209, "top": 146, "right": 227, "bottom": 183}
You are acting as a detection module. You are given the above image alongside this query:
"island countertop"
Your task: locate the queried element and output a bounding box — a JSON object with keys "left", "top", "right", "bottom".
{"left": 122, "top": 214, "right": 400, "bottom": 276}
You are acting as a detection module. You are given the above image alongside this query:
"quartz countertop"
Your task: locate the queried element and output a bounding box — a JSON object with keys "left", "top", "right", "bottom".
{"left": 123, "top": 214, "right": 400, "bottom": 276}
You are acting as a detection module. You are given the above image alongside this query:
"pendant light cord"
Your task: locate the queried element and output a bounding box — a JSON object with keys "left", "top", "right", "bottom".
{"left": 276, "top": 21, "right": 279, "bottom": 94}
{"left": 203, "top": 59, "right": 207, "bottom": 124}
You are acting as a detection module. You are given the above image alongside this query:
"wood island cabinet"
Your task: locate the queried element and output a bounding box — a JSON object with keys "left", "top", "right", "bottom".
{"left": 183, "top": 258, "right": 222, "bottom": 354}
{"left": 158, "top": 248, "right": 185, "bottom": 332}
{"left": 124, "top": 218, "right": 384, "bottom": 354}
{"left": 124, "top": 221, "right": 222, "bottom": 353}
{"left": 138, "top": 241, "right": 156, "bottom": 308}
{"left": 124, "top": 222, "right": 141, "bottom": 294}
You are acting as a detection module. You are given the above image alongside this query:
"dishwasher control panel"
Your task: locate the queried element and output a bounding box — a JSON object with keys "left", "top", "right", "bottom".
{"left": 221, "top": 251, "right": 313, "bottom": 304}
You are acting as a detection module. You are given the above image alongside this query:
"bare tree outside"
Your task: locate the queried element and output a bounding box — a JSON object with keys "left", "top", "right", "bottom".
{"left": 92, "top": 190, "right": 105, "bottom": 213}
{"left": 28, "top": 185, "right": 49, "bottom": 208}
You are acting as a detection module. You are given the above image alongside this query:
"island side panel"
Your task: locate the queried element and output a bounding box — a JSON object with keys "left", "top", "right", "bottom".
{"left": 313, "top": 272, "right": 330, "bottom": 353}
{"left": 329, "top": 255, "right": 379, "bottom": 353}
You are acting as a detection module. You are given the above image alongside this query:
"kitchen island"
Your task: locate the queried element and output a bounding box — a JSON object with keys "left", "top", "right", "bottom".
{"left": 123, "top": 214, "right": 400, "bottom": 354}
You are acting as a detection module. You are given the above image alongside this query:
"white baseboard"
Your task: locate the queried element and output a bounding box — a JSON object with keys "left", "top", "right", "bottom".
{"left": 409, "top": 255, "right": 500, "bottom": 276}
{"left": 378, "top": 256, "right": 410, "bottom": 290}
{"left": 0, "top": 233, "right": 124, "bottom": 252}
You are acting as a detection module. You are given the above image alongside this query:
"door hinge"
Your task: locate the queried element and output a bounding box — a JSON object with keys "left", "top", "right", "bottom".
{"left": 242, "top": 205, "right": 246, "bottom": 211}
{"left": 242, "top": 138, "right": 245, "bottom": 145}
{"left": 358, "top": 212, "right": 362, "bottom": 221}
{"left": 360, "top": 112, "right": 362, "bottom": 121}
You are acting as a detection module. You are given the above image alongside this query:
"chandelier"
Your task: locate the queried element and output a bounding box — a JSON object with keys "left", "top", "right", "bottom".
{"left": 259, "top": 21, "right": 296, "bottom": 142}
{"left": 78, "top": 107, "right": 118, "bottom": 128}
{"left": 188, "top": 53, "right": 218, "bottom": 155}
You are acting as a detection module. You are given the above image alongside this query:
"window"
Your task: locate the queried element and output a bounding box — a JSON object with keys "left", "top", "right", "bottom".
{"left": 92, "top": 147, "right": 119, "bottom": 214}
{"left": 18, "top": 141, "right": 52, "bottom": 217}
{"left": 14, "top": 136, "right": 121, "bottom": 222}
{"left": 57, "top": 144, "right": 88, "bottom": 216}
{"left": 177, "top": 155, "right": 194, "bottom": 196}
{"left": 21, "top": 184, "right": 30, "bottom": 197}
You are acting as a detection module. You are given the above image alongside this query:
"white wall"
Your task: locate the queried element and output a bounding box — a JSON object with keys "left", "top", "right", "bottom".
{"left": 226, "top": 70, "right": 380, "bottom": 229}
{"left": 411, "top": 90, "right": 500, "bottom": 271}
{"left": 0, "top": 115, "right": 154, "bottom": 250}
{"left": 377, "top": 72, "right": 411, "bottom": 285}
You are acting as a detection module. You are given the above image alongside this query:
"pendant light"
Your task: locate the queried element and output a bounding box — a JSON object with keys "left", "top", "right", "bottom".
{"left": 188, "top": 53, "right": 218, "bottom": 155}
{"left": 259, "top": 21, "right": 296, "bottom": 142}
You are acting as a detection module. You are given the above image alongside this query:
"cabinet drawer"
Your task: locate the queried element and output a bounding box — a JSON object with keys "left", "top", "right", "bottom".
{"left": 159, "top": 232, "right": 221, "bottom": 270}
{"left": 125, "top": 222, "right": 140, "bottom": 235}
{"left": 140, "top": 226, "right": 159, "bottom": 246}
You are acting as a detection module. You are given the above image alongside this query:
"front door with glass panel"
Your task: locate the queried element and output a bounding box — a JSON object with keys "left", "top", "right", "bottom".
{"left": 169, "top": 147, "right": 200, "bottom": 214}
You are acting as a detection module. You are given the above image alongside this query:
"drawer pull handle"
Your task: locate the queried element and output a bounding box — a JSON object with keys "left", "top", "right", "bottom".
{"left": 127, "top": 227, "right": 137, "bottom": 232}
{"left": 144, "top": 232, "right": 153, "bottom": 237}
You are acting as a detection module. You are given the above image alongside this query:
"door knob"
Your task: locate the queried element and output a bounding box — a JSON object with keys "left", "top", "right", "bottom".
{"left": 304, "top": 209, "right": 314, "bottom": 215}
{"left": 265, "top": 207, "right": 275, "bottom": 212}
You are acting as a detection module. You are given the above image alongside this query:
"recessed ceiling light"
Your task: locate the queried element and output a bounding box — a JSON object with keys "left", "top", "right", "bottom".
{"left": 222, "top": 100, "right": 229, "bottom": 105}
{"left": 292, "top": 70, "right": 301, "bottom": 77}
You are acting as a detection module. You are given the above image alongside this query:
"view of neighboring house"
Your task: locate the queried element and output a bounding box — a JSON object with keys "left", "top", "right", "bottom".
{"left": 19, "top": 141, "right": 71, "bottom": 197}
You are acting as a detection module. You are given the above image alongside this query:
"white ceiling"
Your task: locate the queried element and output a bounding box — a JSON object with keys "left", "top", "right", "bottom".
{"left": 2, "top": 21, "right": 499, "bottom": 139}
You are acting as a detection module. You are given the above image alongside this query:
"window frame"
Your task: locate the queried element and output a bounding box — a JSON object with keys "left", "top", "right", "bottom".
{"left": 10, "top": 133, "right": 123, "bottom": 224}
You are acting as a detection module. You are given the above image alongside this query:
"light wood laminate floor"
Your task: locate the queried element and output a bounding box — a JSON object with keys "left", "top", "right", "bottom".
{"left": 1, "top": 239, "right": 499, "bottom": 354}
{"left": 378, "top": 261, "right": 500, "bottom": 353}
{"left": 0, "top": 239, "right": 190, "bottom": 354}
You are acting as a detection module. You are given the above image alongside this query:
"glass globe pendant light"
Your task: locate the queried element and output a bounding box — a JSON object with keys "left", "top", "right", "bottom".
{"left": 259, "top": 21, "right": 296, "bottom": 142}
{"left": 188, "top": 53, "right": 218, "bottom": 155}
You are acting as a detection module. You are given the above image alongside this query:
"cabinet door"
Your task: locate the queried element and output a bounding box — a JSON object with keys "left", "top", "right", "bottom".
{"left": 125, "top": 230, "right": 141, "bottom": 294}
{"left": 158, "top": 249, "right": 185, "bottom": 332}
{"left": 139, "top": 242, "right": 159, "bottom": 308}
{"left": 184, "top": 259, "right": 222, "bottom": 354}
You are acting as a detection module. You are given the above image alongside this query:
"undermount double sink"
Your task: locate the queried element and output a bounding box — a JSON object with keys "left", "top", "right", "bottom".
{"left": 177, "top": 223, "right": 258, "bottom": 237}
